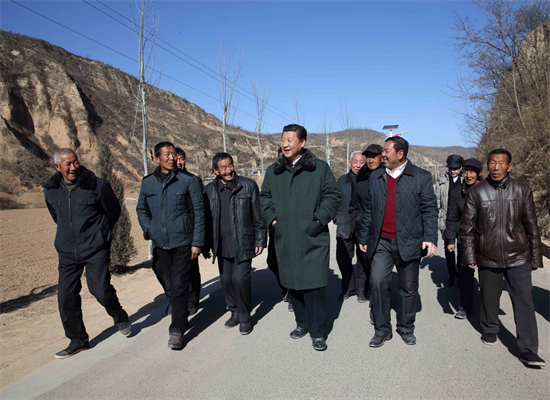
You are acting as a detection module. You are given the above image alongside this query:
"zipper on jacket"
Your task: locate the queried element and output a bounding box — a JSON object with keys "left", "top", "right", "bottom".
{"left": 65, "top": 185, "right": 80, "bottom": 262}
{"left": 497, "top": 188, "right": 504, "bottom": 268}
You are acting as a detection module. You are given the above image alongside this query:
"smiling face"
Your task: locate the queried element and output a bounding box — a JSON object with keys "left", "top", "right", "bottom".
{"left": 155, "top": 145, "right": 177, "bottom": 174}
{"left": 488, "top": 153, "right": 512, "bottom": 182}
{"left": 448, "top": 166, "right": 462, "bottom": 177}
{"left": 365, "top": 152, "right": 382, "bottom": 171}
{"left": 382, "top": 141, "right": 405, "bottom": 170}
{"left": 55, "top": 152, "right": 81, "bottom": 183}
{"left": 462, "top": 166, "right": 481, "bottom": 186}
{"left": 215, "top": 157, "right": 235, "bottom": 183}
{"left": 350, "top": 153, "right": 366, "bottom": 174}
{"left": 176, "top": 154, "right": 186, "bottom": 170}
{"left": 281, "top": 130, "right": 306, "bottom": 163}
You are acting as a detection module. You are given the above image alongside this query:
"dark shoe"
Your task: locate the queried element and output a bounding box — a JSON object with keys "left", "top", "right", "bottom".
{"left": 167, "top": 332, "right": 184, "bottom": 350}
{"left": 369, "top": 308, "right": 375, "bottom": 326}
{"left": 290, "top": 326, "right": 309, "bottom": 339}
{"left": 224, "top": 312, "right": 239, "bottom": 329}
{"left": 398, "top": 332, "right": 416, "bottom": 345}
{"left": 188, "top": 307, "right": 198, "bottom": 316}
{"left": 288, "top": 301, "right": 294, "bottom": 312}
{"left": 116, "top": 321, "right": 132, "bottom": 337}
{"left": 447, "top": 276, "right": 455, "bottom": 287}
{"left": 454, "top": 307, "right": 467, "bottom": 320}
{"left": 481, "top": 332, "right": 497, "bottom": 345}
{"left": 519, "top": 352, "right": 546, "bottom": 367}
{"left": 312, "top": 337, "right": 327, "bottom": 351}
{"left": 239, "top": 321, "right": 253, "bottom": 335}
{"left": 357, "top": 293, "right": 367, "bottom": 303}
{"left": 166, "top": 303, "right": 172, "bottom": 316}
{"left": 55, "top": 344, "right": 89, "bottom": 359}
{"left": 369, "top": 332, "right": 392, "bottom": 348}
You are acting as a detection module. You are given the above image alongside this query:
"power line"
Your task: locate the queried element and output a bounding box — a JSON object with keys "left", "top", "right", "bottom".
{"left": 9, "top": 0, "right": 283, "bottom": 131}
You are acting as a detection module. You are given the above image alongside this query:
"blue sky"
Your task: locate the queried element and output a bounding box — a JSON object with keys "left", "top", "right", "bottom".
{"left": 1, "top": 0, "right": 485, "bottom": 147}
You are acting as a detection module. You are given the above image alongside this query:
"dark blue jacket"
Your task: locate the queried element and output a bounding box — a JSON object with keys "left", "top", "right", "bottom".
{"left": 137, "top": 167, "right": 205, "bottom": 250}
{"left": 44, "top": 167, "right": 120, "bottom": 262}
{"left": 334, "top": 170, "right": 355, "bottom": 239}
{"left": 356, "top": 161, "right": 438, "bottom": 261}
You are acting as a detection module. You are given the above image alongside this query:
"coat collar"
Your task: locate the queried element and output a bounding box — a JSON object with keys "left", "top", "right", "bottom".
{"left": 274, "top": 149, "right": 317, "bottom": 175}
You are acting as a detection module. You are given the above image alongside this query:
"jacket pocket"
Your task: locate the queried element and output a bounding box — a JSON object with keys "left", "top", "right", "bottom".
{"left": 78, "top": 197, "right": 98, "bottom": 216}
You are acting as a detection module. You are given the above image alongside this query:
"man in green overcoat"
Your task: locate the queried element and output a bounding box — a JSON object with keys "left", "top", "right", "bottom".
{"left": 260, "top": 124, "right": 341, "bottom": 351}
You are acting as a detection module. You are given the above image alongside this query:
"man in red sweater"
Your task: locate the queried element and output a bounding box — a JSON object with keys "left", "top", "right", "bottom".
{"left": 357, "top": 137, "right": 438, "bottom": 348}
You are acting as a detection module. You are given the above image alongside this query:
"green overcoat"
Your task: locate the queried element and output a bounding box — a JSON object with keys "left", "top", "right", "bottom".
{"left": 260, "top": 150, "right": 341, "bottom": 290}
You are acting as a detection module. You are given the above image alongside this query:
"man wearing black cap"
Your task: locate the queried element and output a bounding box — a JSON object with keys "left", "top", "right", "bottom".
{"left": 349, "top": 144, "right": 384, "bottom": 308}
{"left": 334, "top": 150, "right": 367, "bottom": 302}
{"left": 445, "top": 158, "right": 482, "bottom": 319}
{"left": 435, "top": 154, "right": 464, "bottom": 287}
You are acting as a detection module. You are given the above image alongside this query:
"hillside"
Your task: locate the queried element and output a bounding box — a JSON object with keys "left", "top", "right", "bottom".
{"left": 0, "top": 31, "right": 472, "bottom": 208}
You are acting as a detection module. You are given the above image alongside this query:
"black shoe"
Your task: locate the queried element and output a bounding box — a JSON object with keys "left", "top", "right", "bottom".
{"left": 288, "top": 301, "right": 294, "bottom": 312}
{"left": 239, "top": 321, "right": 253, "bottom": 335}
{"left": 369, "top": 332, "right": 392, "bottom": 348}
{"left": 447, "top": 276, "right": 455, "bottom": 287}
{"left": 290, "top": 326, "right": 309, "bottom": 339}
{"left": 481, "top": 332, "right": 497, "bottom": 345}
{"left": 357, "top": 293, "right": 367, "bottom": 303}
{"left": 55, "top": 344, "right": 89, "bottom": 359}
{"left": 188, "top": 307, "right": 198, "bottom": 316}
{"left": 166, "top": 303, "right": 172, "bottom": 316}
{"left": 224, "top": 312, "right": 239, "bottom": 329}
{"left": 398, "top": 331, "right": 416, "bottom": 345}
{"left": 454, "top": 307, "right": 467, "bottom": 320}
{"left": 312, "top": 337, "right": 327, "bottom": 351}
{"left": 167, "top": 332, "right": 184, "bottom": 350}
{"left": 116, "top": 321, "right": 132, "bottom": 337}
{"left": 519, "top": 352, "right": 546, "bottom": 367}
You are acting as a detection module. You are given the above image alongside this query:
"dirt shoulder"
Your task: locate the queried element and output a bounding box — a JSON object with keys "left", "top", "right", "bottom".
{"left": 0, "top": 205, "right": 219, "bottom": 386}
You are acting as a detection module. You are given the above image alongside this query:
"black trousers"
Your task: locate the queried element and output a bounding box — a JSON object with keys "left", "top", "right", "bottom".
{"left": 218, "top": 257, "right": 252, "bottom": 322}
{"left": 153, "top": 246, "right": 192, "bottom": 334}
{"left": 58, "top": 249, "right": 128, "bottom": 349}
{"left": 289, "top": 287, "right": 326, "bottom": 338}
{"left": 188, "top": 258, "right": 201, "bottom": 309}
{"left": 267, "top": 231, "right": 287, "bottom": 297}
{"left": 443, "top": 232, "right": 457, "bottom": 278}
{"left": 370, "top": 237, "right": 419, "bottom": 336}
{"left": 336, "top": 236, "right": 368, "bottom": 296}
{"left": 456, "top": 247, "right": 475, "bottom": 313}
{"left": 153, "top": 252, "right": 200, "bottom": 311}
{"left": 478, "top": 264, "right": 538, "bottom": 354}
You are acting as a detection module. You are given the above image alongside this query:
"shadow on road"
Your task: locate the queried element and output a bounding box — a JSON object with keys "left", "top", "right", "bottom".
{"left": 0, "top": 284, "right": 59, "bottom": 314}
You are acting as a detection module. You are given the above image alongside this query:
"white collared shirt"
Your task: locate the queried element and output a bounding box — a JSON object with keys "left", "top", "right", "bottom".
{"left": 385, "top": 161, "right": 408, "bottom": 179}
{"left": 291, "top": 155, "right": 302, "bottom": 167}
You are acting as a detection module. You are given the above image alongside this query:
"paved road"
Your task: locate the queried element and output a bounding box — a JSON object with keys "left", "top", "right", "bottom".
{"left": 2, "top": 224, "right": 549, "bottom": 399}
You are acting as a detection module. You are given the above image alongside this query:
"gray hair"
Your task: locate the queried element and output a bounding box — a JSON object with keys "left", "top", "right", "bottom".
{"left": 349, "top": 150, "right": 365, "bottom": 162}
{"left": 53, "top": 148, "right": 78, "bottom": 165}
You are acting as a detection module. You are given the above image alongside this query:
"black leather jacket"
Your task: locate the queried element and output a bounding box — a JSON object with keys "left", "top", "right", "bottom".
{"left": 204, "top": 174, "right": 267, "bottom": 263}
{"left": 460, "top": 176, "right": 542, "bottom": 269}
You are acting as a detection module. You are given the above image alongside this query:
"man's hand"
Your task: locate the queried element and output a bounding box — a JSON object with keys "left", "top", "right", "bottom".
{"left": 191, "top": 246, "right": 201, "bottom": 260}
{"left": 447, "top": 244, "right": 455, "bottom": 252}
{"left": 255, "top": 246, "right": 264, "bottom": 256}
{"left": 468, "top": 264, "right": 477, "bottom": 269}
{"left": 271, "top": 220, "right": 277, "bottom": 226}
{"left": 143, "top": 232, "right": 150, "bottom": 241}
{"left": 422, "top": 242, "right": 437, "bottom": 258}
{"left": 359, "top": 244, "right": 368, "bottom": 253}
{"left": 202, "top": 251, "right": 211, "bottom": 260}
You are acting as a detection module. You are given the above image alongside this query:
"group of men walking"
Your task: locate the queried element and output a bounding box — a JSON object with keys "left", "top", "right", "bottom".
{"left": 44, "top": 124, "right": 545, "bottom": 367}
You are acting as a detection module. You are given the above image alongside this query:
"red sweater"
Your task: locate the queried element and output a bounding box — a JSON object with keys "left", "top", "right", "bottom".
{"left": 381, "top": 175, "right": 398, "bottom": 238}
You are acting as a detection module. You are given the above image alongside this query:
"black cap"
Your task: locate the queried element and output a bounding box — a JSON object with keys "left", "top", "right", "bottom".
{"left": 363, "top": 144, "right": 382, "bottom": 157}
{"left": 463, "top": 158, "right": 482, "bottom": 172}
{"left": 446, "top": 154, "right": 464, "bottom": 168}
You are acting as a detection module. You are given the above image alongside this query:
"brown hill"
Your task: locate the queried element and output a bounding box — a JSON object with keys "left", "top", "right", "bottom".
{"left": 0, "top": 31, "right": 472, "bottom": 208}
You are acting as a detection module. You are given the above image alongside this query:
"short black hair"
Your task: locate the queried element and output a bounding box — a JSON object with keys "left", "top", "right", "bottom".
{"left": 282, "top": 124, "right": 307, "bottom": 141}
{"left": 487, "top": 148, "right": 512, "bottom": 164}
{"left": 212, "top": 152, "right": 234, "bottom": 171}
{"left": 385, "top": 136, "right": 409, "bottom": 157}
{"left": 154, "top": 141, "right": 175, "bottom": 157}
{"left": 175, "top": 147, "right": 186, "bottom": 159}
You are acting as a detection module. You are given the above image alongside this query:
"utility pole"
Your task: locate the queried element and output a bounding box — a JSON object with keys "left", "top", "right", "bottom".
{"left": 138, "top": 0, "right": 148, "bottom": 176}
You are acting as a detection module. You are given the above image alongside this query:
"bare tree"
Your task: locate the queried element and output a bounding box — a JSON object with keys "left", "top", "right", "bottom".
{"left": 293, "top": 84, "right": 305, "bottom": 126}
{"left": 319, "top": 107, "right": 332, "bottom": 165}
{"left": 338, "top": 100, "right": 355, "bottom": 165}
{"left": 454, "top": 0, "right": 550, "bottom": 235}
{"left": 250, "top": 78, "right": 269, "bottom": 176}
{"left": 217, "top": 39, "right": 242, "bottom": 152}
